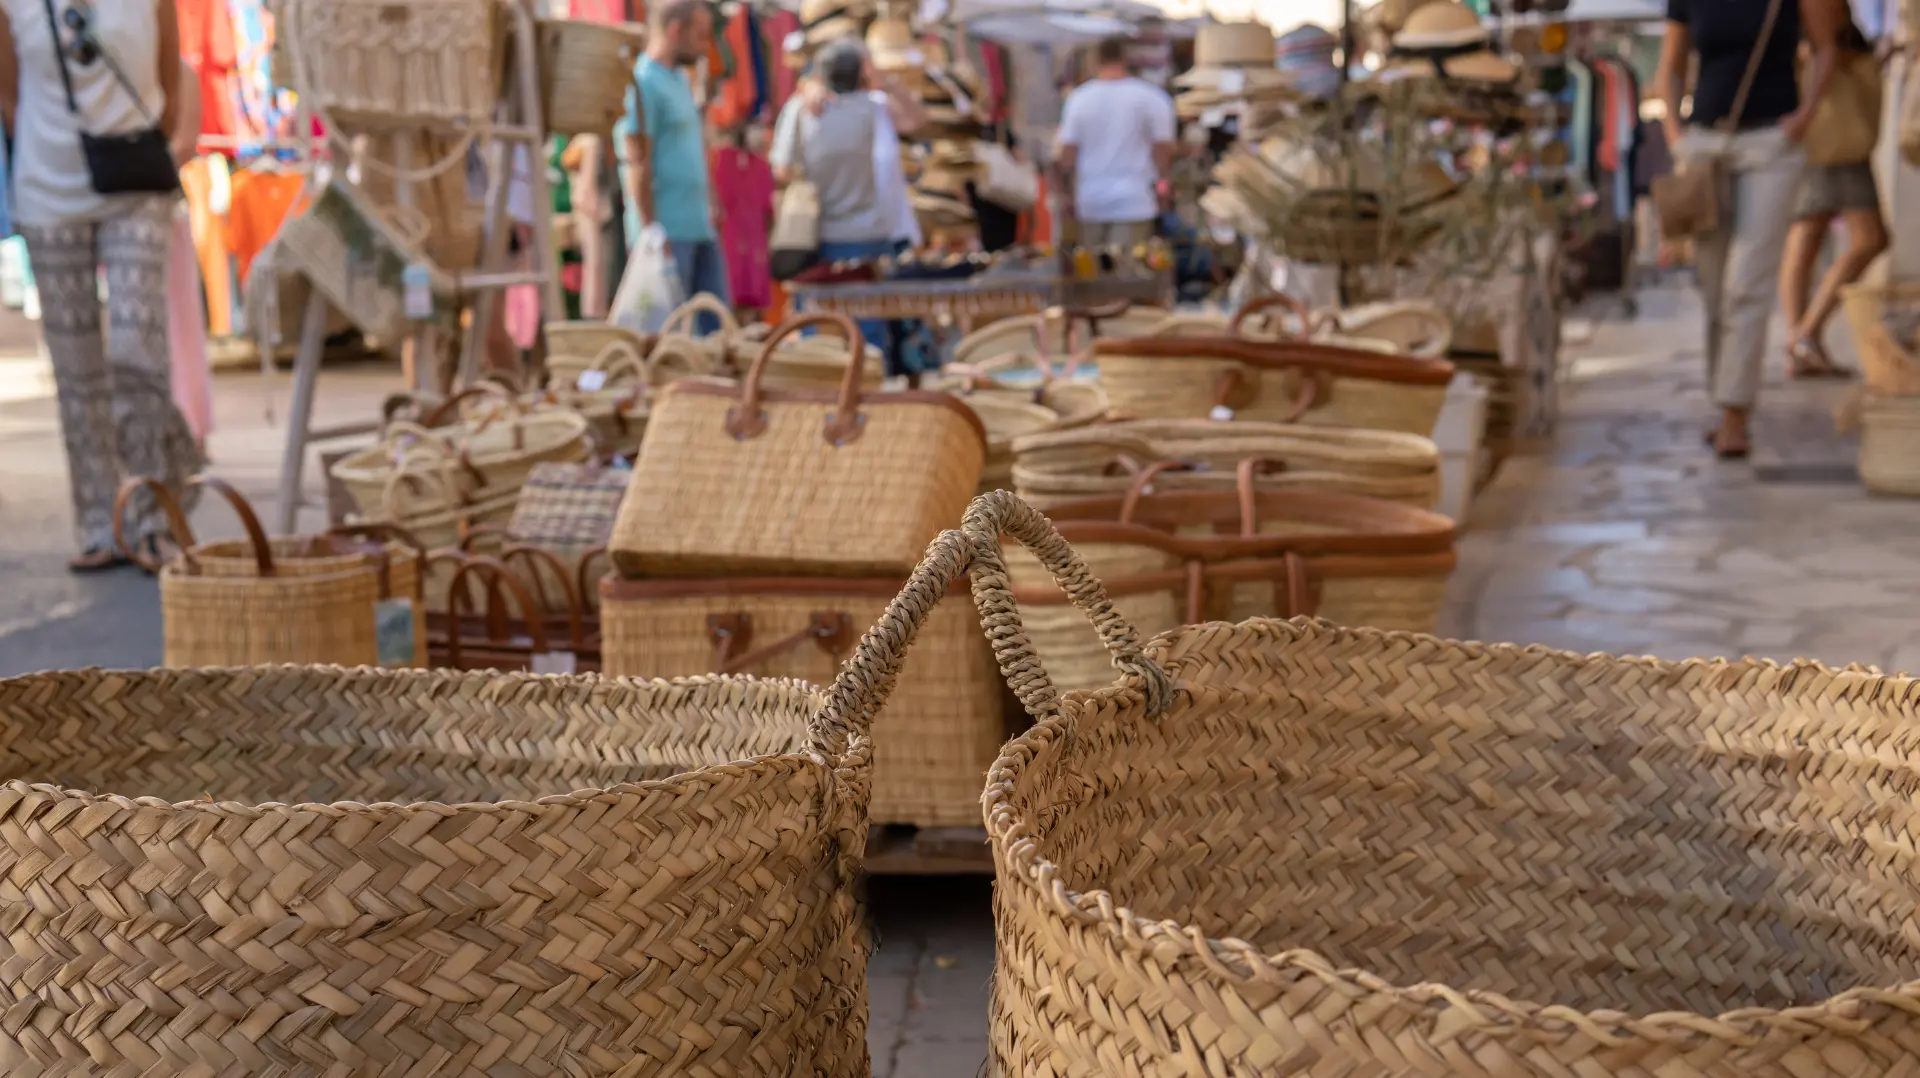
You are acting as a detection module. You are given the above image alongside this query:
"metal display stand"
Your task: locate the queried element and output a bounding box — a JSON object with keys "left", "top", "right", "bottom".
{"left": 271, "top": 0, "right": 565, "bottom": 533}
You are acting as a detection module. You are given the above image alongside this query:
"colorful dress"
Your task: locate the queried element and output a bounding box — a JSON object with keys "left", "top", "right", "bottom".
{"left": 713, "top": 146, "right": 773, "bottom": 309}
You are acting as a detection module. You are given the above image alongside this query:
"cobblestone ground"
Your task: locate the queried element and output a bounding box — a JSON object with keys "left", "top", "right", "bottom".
{"left": 0, "top": 285, "right": 1908, "bottom": 1073}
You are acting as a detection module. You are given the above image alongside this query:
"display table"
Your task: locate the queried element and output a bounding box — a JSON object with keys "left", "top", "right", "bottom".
{"left": 787, "top": 268, "right": 1169, "bottom": 325}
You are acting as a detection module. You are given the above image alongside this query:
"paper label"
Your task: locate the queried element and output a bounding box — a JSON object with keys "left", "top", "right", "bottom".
{"left": 402, "top": 263, "right": 433, "bottom": 320}
{"left": 374, "top": 598, "right": 417, "bottom": 667}
{"left": 1209, "top": 405, "right": 1235, "bottom": 421}
{"left": 1216, "top": 68, "right": 1246, "bottom": 95}
{"left": 783, "top": 30, "right": 805, "bottom": 52}
{"left": 531, "top": 650, "right": 579, "bottom": 675}
{"left": 576, "top": 369, "right": 609, "bottom": 392}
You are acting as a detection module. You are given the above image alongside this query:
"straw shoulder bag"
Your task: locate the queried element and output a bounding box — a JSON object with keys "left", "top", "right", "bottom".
{"left": 613, "top": 313, "right": 987, "bottom": 578}
{"left": 1651, "top": 0, "right": 1784, "bottom": 238}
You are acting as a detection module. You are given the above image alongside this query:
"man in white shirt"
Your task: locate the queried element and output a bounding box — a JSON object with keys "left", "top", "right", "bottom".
{"left": 1054, "top": 36, "right": 1177, "bottom": 250}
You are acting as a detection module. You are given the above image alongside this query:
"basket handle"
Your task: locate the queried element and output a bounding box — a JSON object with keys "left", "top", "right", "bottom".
{"left": 111, "top": 476, "right": 200, "bottom": 574}
{"left": 1234, "top": 457, "right": 1296, "bottom": 537}
{"left": 499, "top": 543, "right": 587, "bottom": 654}
{"left": 728, "top": 313, "right": 869, "bottom": 445}
{"left": 806, "top": 490, "right": 1173, "bottom": 759}
{"left": 1230, "top": 294, "right": 1311, "bottom": 338}
{"left": 709, "top": 610, "right": 855, "bottom": 674}
{"left": 952, "top": 314, "right": 1047, "bottom": 370}
{"left": 583, "top": 337, "right": 649, "bottom": 379}
{"left": 326, "top": 521, "right": 428, "bottom": 600}
{"left": 657, "top": 291, "right": 741, "bottom": 340}
{"left": 1117, "top": 459, "right": 1194, "bottom": 524}
{"left": 444, "top": 556, "right": 553, "bottom": 668}
{"left": 577, "top": 544, "right": 610, "bottom": 615}
{"left": 420, "top": 382, "right": 514, "bottom": 429}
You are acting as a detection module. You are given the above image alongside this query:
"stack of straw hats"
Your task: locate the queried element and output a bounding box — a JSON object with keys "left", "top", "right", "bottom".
{"left": 795, "top": 0, "right": 875, "bottom": 57}
{"left": 1174, "top": 21, "right": 1293, "bottom": 122}
{"left": 1379, "top": 1, "right": 1518, "bottom": 86}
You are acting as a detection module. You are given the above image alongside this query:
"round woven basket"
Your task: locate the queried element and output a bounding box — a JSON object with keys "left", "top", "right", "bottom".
{"left": 1859, "top": 393, "right": 1920, "bottom": 496}
{"left": 537, "top": 19, "right": 643, "bottom": 135}
{"left": 0, "top": 657, "right": 901, "bottom": 1077}
{"left": 544, "top": 321, "right": 652, "bottom": 388}
{"left": 332, "top": 411, "right": 592, "bottom": 518}
{"left": 114, "top": 476, "right": 428, "bottom": 668}
{"left": 959, "top": 394, "right": 1066, "bottom": 493}
{"left": 1841, "top": 281, "right": 1920, "bottom": 396}
{"left": 953, "top": 491, "right": 1920, "bottom": 1078}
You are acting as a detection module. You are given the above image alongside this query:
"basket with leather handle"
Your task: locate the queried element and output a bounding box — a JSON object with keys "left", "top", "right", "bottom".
{"left": 997, "top": 470, "right": 1455, "bottom": 692}
{"left": 543, "top": 320, "right": 653, "bottom": 388}
{"left": 1651, "top": 0, "right": 1785, "bottom": 238}
{"left": 612, "top": 312, "right": 987, "bottom": 579}
{"left": 1010, "top": 417, "right": 1442, "bottom": 509}
{"left": 332, "top": 411, "right": 593, "bottom": 520}
{"left": 939, "top": 350, "right": 1108, "bottom": 493}
{"left": 114, "top": 475, "right": 428, "bottom": 667}
{"left": 0, "top": 544, "right": 991, "bottom": 1075}
{"left": 1094, "top": 294, "right": 1456, "bottom": 435}
{"left": 967, "top": 487, "right": 1920, "bottom": 1078}
{"left": 599, "top": 573, "right": 1006, "bottom": 828}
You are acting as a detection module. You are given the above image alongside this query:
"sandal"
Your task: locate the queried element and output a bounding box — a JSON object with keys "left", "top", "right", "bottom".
{"left": 67, "top": 547, "right": 129, "bottom": 574}
{"left": 1789, "top": 338, "right": 1852, "bottom": 380}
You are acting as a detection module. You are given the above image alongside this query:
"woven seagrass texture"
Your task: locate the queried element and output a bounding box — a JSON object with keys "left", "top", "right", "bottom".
{"left": 0, "top": 662, "right": 879, "bottom": 1078}
{"left": 1097, "top": 340, "right": 1450, "bottom": 434}
{"left": 1841, "top": 281, "right": 1920, "bottom": 396}
{"left": 1857, "top": 394, "right": 1920, "bottom": 496}
{"left": 1011, "top": 418, "right": 1442, "bottom": 509}
{"left": 543, "top": 321, "right": 651, "bottom": 388}
{"left": 272, "top": 0, "right": 503, "bottom": 131}
{"left": 974, "top": 490, "right": 1920, "bottom": 1078}
{"left": 537, "top": 19, "right": 642, "bottom": 135}
{"left": 612, "top": 315, "right": 985, "bottom": 578}
{"left": 600, "top": 580, "right": 1006, "bottom": 827}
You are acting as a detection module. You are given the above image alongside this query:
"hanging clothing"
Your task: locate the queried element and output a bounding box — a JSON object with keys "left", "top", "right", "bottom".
{"left": 569, "top": 0, "right": 626, "bottom": 20}
{"left": 1566, "top": 58, "right": 1595, "bottom": 188}
{"left": 870, "top": 93, "right": 920, "bottom": 249}
{"left": 178, "top": 160, "right": 232, "bottom": 336}
{"left": 714, "top": 146, "right": 773, "bottom": 309}
{"left": 166, "top": 204, "right": 213, "bottom": 445}
{"left": 176, "top": 0, "right": 243, "bottom": 146}
{"left": 710, "top": 6, "right": 760, "bottom": 128}
{"left": 225, "top": 168, "right": 304, "bottom": 284}
{"left": 761, "top": 9, "right": 800, "bottom": 116}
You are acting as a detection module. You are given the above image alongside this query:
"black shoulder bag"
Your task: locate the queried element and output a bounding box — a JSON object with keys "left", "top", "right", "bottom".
{"left": 41, "top": 0, "right": 180, "bottom": 195}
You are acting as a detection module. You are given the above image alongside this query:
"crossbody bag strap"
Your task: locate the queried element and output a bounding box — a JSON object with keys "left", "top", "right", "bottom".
{"left": 38, "top": 0, "right": 78, "bottom": 115}
{"left": 1719, "top": 0, "right": 1790, "bottom": 144}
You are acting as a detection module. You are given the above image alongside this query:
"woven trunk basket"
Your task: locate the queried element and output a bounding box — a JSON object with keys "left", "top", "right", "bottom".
{"left": 116, "top": 477, "right": 429, "bottom": 668}
{"left": 1094, "top": 297, "right": 1455, "bottom": 436}
{"left": 536, "top": 19, "right": 643, "bottom": 135}
{"left": 613, "top": 314, "right": 985, "bottom": 579}
{"left": 1841, "top": 281, "right": 1920, "bottom": 397}
{"left": 600, "top": 575, "right": 1007, "bottom": 828}
{"left": 1857, "top": 393, "right": 1920, "bottom": 496}
{"left": 0, "top": 656, "right": 901, "bottom": 1077}
{"left": 1010, "top": 417, "right": 1442, "bottom": 509}
{"left": 947, "top": 491, "right": 1920, "bottom": 1078}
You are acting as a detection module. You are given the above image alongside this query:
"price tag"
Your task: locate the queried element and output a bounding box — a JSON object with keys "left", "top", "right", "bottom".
{"left": 1209, "top": 405, "right": 1235, "bottom": 422}
{"left": 1216, "top": 68, "right": 1246, "bottom": 96}
{"left": 402, "top": 263, "right": 433, "bottom": 321}
{"left": 576, "top": 369, "right": 609, "bottom": 392}
{"left": 374, "top": 598, "right": 417, "bottom": 667}
{"left": 531, "top": 651, "right": 579, "bottom": 675}
{"left": 783, "top": 30, "right": 805, "bottom": 52}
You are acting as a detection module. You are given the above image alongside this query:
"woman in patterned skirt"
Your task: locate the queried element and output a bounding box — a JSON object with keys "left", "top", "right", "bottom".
{"left": 0, "top": 0, "right": 203, "bottom": 570}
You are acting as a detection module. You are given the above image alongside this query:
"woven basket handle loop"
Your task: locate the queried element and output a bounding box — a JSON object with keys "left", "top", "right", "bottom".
{"left": 444, "top": 556, "right": 553, "bottom": 667}
{"left": 500, "top": 544, "right": 587, "bottom": 652}
{"left": 1276, "top": 551, "right": 1319, "bottom": 619}
{"left": 1234, "top": 457, "right": 1291, "bottom": 536}
{"left": 420, "top": 382, "right": 513, "bottom": 429}
{"left": 382, "top": 421, "right": 458, "bottom": 459}
{"left": 657, "top": 292, "right": 742, "bottom": 340}
{"left": 952, "top": 314, "right": 1046, "bottom": 370}
{"left": 112, "top": 476, "right": 199, "bottom": 574}
{"left": 1230, "top": 293, "right": 1310, "bottom": 338}
{"left": 381, "top": 464, "right": 462, "bottom": 522}
{"left": 185, "top": 476, "right": 278, "bottom": 577}
{"left": 729, "top": 313, "right": 866, "bottom": 443}
{"left": 1119, "top": 460, "right": 1194, "bottom": 524}
{"left": 585, "top": 337, "right": 648, "bottom": 378}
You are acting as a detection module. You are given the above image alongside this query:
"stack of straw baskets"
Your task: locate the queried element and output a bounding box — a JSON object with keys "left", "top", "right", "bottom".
{"left": 1842, "top": 281, "right": 1920, "bottom": 495}
{"left": 600, "top": 311, "right": 1005, "bottom": 828}
{"left": 15, "top": 490, "right": 1920, "bottom": 1077}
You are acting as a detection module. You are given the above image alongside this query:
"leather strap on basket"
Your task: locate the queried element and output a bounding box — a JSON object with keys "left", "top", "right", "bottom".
{"left": 1229, "top": 294, "right": 1311, "bottom": 339}
{"left": 325, "top": 521, "right": 428, "bottom": 599}
{"left": 501, "top": 544, "right": 588, "bottom": 652}
{"left": 444, "top": 556, "right": 552, "bottom": 669}
{"left": 113, "top": 475, "right": 275, "bottom": 576}
{"left": 1119, "top": 460, "right": 1195, "bottom": 523}
{"left": 1210, "top": 365, "right": 1320, "bottom": 423}
{"left": 419, "top": 382, "right": 513, "bottom": 429}
{"left": 727, "top": 312, "right": 869, "bottom": 445}
{"left": 708, "top": 611, "right": 855, "bottom": 674}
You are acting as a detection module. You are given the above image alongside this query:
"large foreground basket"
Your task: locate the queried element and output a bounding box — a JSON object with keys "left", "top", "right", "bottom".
{"left": 0, "top": 546, "right": 977, "bottom": 1074}
{"left": 966, "top": 490, "right": 1920, "bottom": 1078}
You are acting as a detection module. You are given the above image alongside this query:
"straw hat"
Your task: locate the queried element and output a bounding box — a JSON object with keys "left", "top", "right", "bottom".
{"left": 1194, "top": 21, "right": 1276, "bottom": 68}
{"left": 1383, "top": 1, "right": 1517, "bottom": 83}
{"left": 1275, "top": 23, "right": 1341, "bottom": 100}
{"left": 799, "top": 0, "right": 872, "bottom": 46}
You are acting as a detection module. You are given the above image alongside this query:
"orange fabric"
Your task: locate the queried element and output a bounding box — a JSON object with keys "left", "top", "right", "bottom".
{"left": 225, "top": 171, "right": 307, "bottom": 284}
{"left": 178, "top": 158, "right": 233, "bottom": 337}
{"left": 708, "top": 8, "right": 758, "bottom": 128}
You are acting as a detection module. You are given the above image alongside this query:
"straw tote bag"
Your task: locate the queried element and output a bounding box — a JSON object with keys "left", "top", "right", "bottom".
{"left": 613, "top": 313, "right": 987, "bottom": 578}
{"left": 1651, "top": 0, "right": 1783, "bottom": 238}
{"left": 1803, "top": 46, "right": 1883, "bottom": 166}
{"left": 0, "top": 555, "right": 975, "bottom": 1078}
{"left": 912, "top": 491, "right": 1920, "bottom": 1078}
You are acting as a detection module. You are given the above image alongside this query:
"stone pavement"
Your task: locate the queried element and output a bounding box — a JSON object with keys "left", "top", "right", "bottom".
{"left": 0, "top": 283, "right": 1913, "bottom": 1074}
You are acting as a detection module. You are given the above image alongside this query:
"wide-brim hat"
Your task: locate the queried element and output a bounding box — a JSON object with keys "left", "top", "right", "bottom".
{"left": 1194, "top": 21, "right": 1276, "bottom": 68}
{"left": 1381, "top": 47, "right": 1518, "bottom": 84}
{"left": 1274, "top": 23, "right": 1341, "bottom": 100}
{"left": 1392, "top": 0, "right": 1490, "bottom": 49}
{"left": 866, "top": 18, "right": 920, "bottom": 69}
{"left": 913, "top": 191, "right": 976, "bottom": 223}
{"left": 1172, "top": 64, "right": 1294, "bottom": 92}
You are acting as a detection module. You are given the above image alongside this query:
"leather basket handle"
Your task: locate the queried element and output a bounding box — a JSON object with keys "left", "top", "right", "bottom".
{"left": 1229, "top": 293, "right": 1311, "bottom": 338}
{"left": 728, "top": 312, "right": 868, "bottom": 445}
{"left": 709, "top": 611, "right": 854, "bottom": 674}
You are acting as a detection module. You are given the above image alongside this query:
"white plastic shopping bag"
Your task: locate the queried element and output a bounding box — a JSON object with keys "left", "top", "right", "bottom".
{"left": 610, "top": 223, "right": 684, "bottom": 335}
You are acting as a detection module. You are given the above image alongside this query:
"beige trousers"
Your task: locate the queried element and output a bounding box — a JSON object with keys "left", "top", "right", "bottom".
{"left": 1077, "top": 219, "right": 1156, "bottom": 250}
{"left": 1681, "top": 125, "right": 1806, "bottom": 410}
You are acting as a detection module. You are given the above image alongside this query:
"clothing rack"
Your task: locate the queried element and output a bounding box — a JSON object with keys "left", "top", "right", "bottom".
{"left": 270, "top": 0, "right": 564, "bottom": 533}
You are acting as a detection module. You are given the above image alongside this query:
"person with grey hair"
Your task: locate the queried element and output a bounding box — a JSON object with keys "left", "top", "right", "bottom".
{"left": 618, "top": 0, "right": 726, "bottom": 329}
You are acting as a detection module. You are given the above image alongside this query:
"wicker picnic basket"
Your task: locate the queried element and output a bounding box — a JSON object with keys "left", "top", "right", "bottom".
{"left": 0, "top": 637, "right": 932, "bottom": 1076}
{"left": 1841, "top": 281, "right": 1920, "bottom": 396}
{"left": 950, "top": 490, "right": 1920, "bottom": 1078}
{"left": 537, "top": 18, "right": 643, "bottom": 135}
{"left": 998, "top": 481, "right": 1455, "bottom": 692}
{"left": 1010, "top": 418, "right": 1442, "bottom": 509}
{"left": 113, "top": 477, "right": 427, "bottom": 668}
{"left": 600, "top": 574, "right": 1006, "bottom": 828}
{"left": 1095, "top": 296, "right": 1456, "bottom": 435}
{"left": 272, "top": 0, "right": 504, "bottom": 132}
{"left": 613, "top": 313, "right": 986, "bottom": 578}
{"left": 544, "top": 321, "right": 652, "bottom": 388}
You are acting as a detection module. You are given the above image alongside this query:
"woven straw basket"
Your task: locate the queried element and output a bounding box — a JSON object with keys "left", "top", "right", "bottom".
{"left": 1011, "top": 417, "right": 1442, "bottom": 509}
{"left": 545, "top": 321, "right": 653, "bottom": 389}
{"left": 114, "top": 476, "right": 428, "bottom": 668}
{"left": 0, "top": 652, "right": 917, "bottom": 1076}
{"left": 942, "top": 491, "right": 1920, "bottom": 1078}
{"left": 1857, "top": 393, "right": 1920, "bottom": 496}
{"left": 1841, "top": 281, "right": 1920, "bottom": 396}
{"left": 613, "top": 314, "right": 986, "bottom": 578}
{"left": 333, "top": 412, "right": 592, "bottom": 519}
{"left": 1095, "top": 296, "right": 1455, "bottom": 435}
{"left": 1000, "top": 482, "right": 1455, "bottom": 692}
{"left": 600, "top": 575, "right": 1007, "bottom": 828}
{"left": 537, "top": 19, "right": 643, "bottom": 135}
{"left": 272, "top": 0, "right": 504, "bottom": 132}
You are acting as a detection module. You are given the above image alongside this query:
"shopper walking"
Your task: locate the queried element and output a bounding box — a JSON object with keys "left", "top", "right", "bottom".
{"left": 1778, "top": 13, "right": 1885, "bottom": 380}
{"left": 621, "top": 0, "right": 726, "bottom": 320}
{"left": 1656, "top": 0, "right": 1850, "bottom": 459}
{"left": 0, "top": 0, "right": 204, "bottom": 570}
{"left": 1053, "top": 36, "right": 1175, "bottom": 251}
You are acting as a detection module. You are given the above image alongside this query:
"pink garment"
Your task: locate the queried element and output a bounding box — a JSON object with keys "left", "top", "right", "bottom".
{"left": 505, "top": 284, "right": 540, "bottom": 350}
{"left": 714, "top": 147, "right": 774, "bottom": 309}
{"left": 165, "top": 212, "right": 213, "bottom": 445}
{"left": 569, "top": 0, "right": 626, "bottom": 22}
{"left": 762, "top": 10, "right": 800, "bottom": 116}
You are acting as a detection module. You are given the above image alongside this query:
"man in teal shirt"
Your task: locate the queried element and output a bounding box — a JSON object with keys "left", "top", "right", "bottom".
{"left": 619, "top": 0, "right": 727, "bottom": 328}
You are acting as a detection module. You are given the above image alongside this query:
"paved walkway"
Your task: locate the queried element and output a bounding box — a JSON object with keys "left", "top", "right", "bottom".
{"left": 0, "top": 285, "right": 1911, "bottom": 1073}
